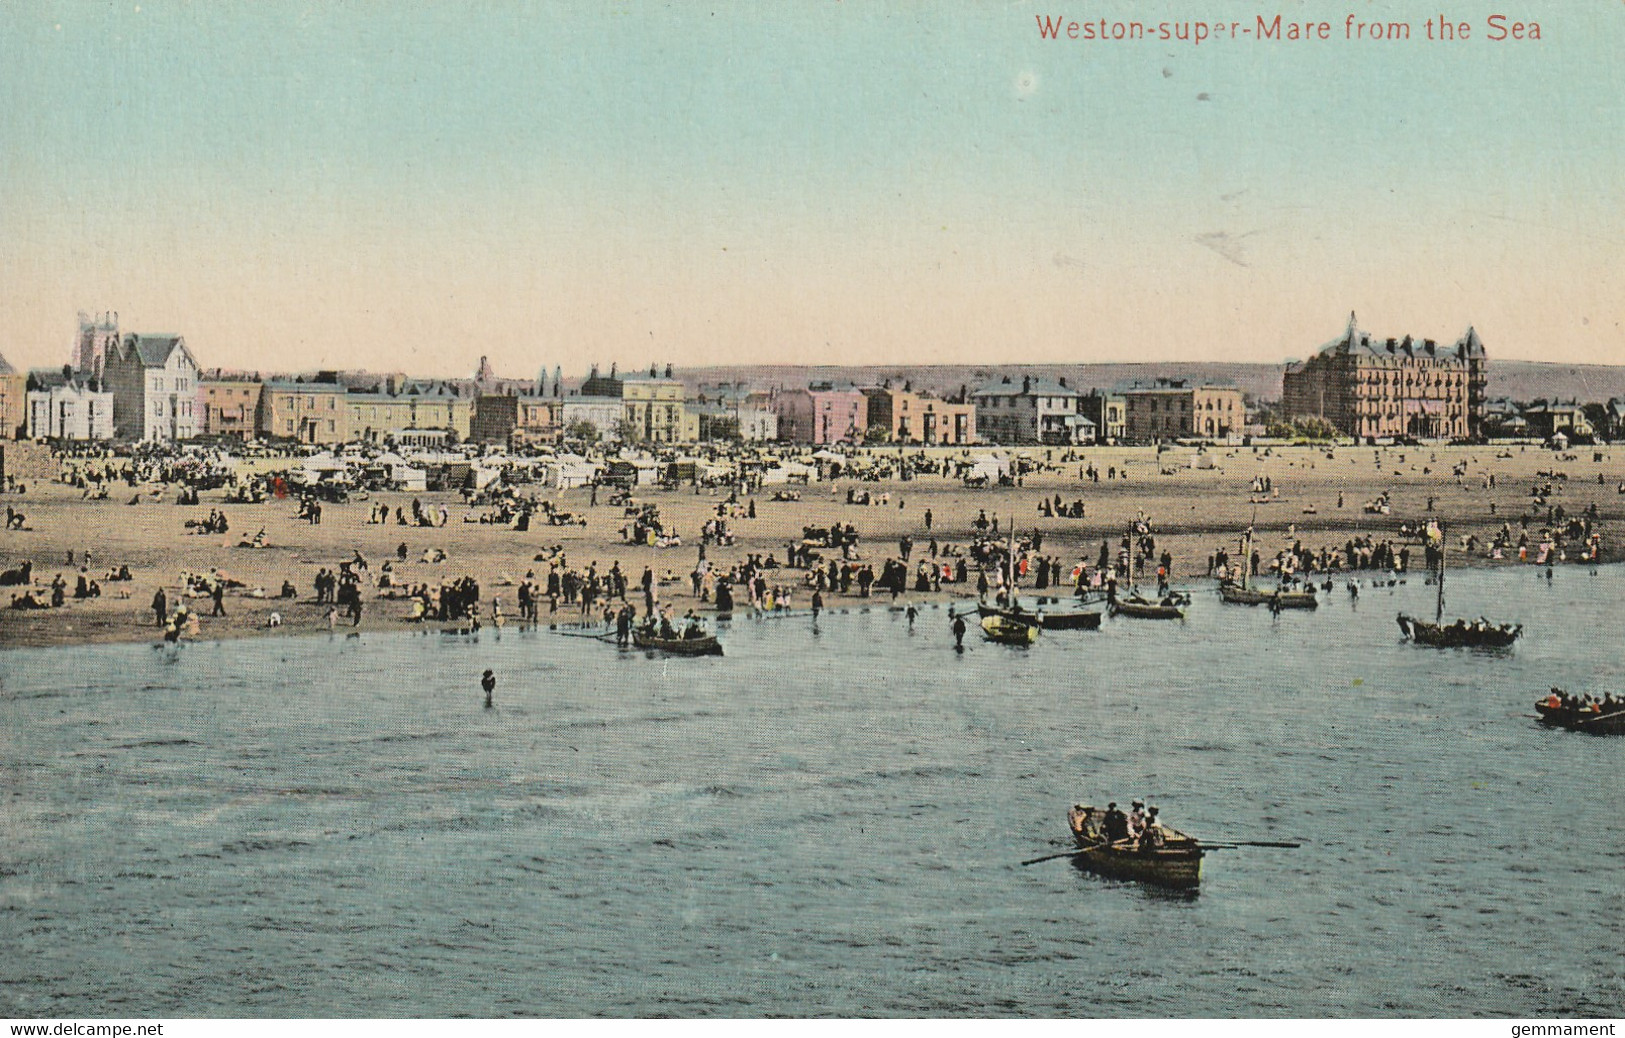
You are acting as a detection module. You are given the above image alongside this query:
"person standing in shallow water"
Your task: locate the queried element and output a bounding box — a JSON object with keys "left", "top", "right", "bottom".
{"left": 481, "top": 669, "right": 496, "bottom": 709}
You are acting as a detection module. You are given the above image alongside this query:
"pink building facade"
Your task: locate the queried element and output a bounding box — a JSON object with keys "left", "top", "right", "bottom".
{"left": 774, "top": 386, "right": 869, "bottom": 444}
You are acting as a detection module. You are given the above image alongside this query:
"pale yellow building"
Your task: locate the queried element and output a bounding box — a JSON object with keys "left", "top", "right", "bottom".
{"left": 260, "top": 381, "right": 350, "bottom": 444}
{"left": 621, "top": 371, "right": 689, "bottom": 443}
{"left": 347, "top": 381, "right": 473, "bottom": 445}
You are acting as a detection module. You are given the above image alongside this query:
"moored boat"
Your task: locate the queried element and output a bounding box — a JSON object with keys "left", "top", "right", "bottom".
{"left": 1218, "top": 526, "right": 1318, "bottom": 610}
{"left": 980, "top": 614, "right": 1039, "bottom": 645}
{"left": 1219, "top": 582, "right": 1318, "bottom": 609}
{"left": 1066, "top": 805, "right": 1203, "bottom": 890}
{"left": 631, "top": 630, "right": 724, "bottom": 656}
{"left": 977, "top": 601, "right": 1101, "bottom": 630}
{"left": 1109, "top": 594, "right": 1185, "bottom": 620}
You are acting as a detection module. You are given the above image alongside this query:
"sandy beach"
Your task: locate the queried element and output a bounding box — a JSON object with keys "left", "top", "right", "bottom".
{"left": 0, "top": 442, "right": 1617, "bottom": 650}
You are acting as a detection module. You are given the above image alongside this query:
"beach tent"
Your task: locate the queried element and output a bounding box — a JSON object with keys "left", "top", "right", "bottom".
{"left": 760, "top": 460, "right": 816, "bottom": 484}
{"left": 967, "top": 454, "right": 1009, "bottom": 481}
{"left": 544, "top": 455, "right": 602, "bottom": 489}
{"left": 390, "top": 465, "right": 428, "bottom": 492}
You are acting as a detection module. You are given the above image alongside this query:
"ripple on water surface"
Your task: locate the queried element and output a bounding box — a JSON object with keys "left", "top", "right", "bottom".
{"left": 1, "top": 565, "right": 1622, "bottom": 1016}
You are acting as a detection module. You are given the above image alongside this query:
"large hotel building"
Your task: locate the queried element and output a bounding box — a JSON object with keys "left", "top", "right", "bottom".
{"left": 1282, "top": 314, "right": 1488, "bottom": 440}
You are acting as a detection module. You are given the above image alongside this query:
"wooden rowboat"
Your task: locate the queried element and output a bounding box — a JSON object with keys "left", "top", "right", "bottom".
{"left": 631, "top": 630, "right": 724, "bottom": 656}
{"left": 1067, "top": 806, "right": 1203, "bottom": 890}
{"left": 1219, "top": 582, "right": 1318, "bottom": 609}
{"left": 1535, "top": 701, "right": 1625, "bottom": 736}
{"left": 980, "top": 614, "right": 1039, "bottom": 645}
{"left": 1397, "top": 614, "right": 1521, "bottom": 648}
{"left": 977, "top": 602, "right": 1101, "bottom": 630}
{"left": 1109, "top": 594, "right": 1185, "bottom": 620}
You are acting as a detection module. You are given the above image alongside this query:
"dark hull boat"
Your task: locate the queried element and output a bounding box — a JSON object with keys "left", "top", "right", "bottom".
{"left": 978, "top": 603, "right": 1101, "bottom": 630}
{"left": 1397, "top": 614, "right": 1521, "bottom": 648}
{"left": 1219, "top": 582, "right": 1318, "bottom": 609}
{"left": 1067, "top": 808, "right": 1203, "bottom": 890}
{"left": 1535, "top": 702, "right": 1625, "bottom": 735}
{"left": 631, "top": 631, "right": 724, "bottom": 656}
{"left": 1110, "top": 596, "right": 1185, "bottom": 620}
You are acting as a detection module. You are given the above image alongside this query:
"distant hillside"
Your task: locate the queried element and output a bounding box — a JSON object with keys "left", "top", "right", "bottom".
{"left": 678, "top": 360, "right": 1625, "bottom": 404}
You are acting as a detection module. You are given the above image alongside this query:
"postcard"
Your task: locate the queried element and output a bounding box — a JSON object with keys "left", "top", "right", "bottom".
{"left": 1, "top": 1, "right": 1621, "bottom": 1026}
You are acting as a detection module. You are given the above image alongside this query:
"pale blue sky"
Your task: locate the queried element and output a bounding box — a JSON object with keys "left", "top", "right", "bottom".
{"left": 2, "top": 2, "right": 1620, "bottom": 375}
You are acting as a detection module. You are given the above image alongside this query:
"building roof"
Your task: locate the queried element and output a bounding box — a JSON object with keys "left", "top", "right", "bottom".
{"left": 263, "top": 379, "right": 349, "bottom": 393}
{"left": 122, "top": 334, "right": 190, "bottom": 368}
{"left": 972, "top": 377, "right": 1079, "bottom": 398}
{"left": 1116, "top": 377, "right": 1239, "bottom": 393}
{"left": 0, "top": 353, "right": 16, "bottom": 377}
{"left": 1520, "top": 399, "right": 1585, "bottom": 414}
{"left": 26, "top": 367, "right": 104, "bottom": 392}
{"left": 1315, "top": 312, "right": 1486, "bottom": 362}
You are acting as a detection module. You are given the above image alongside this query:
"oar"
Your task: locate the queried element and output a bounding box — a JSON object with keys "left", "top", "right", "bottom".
{"left": 1201, "top": 840, "right": 1302, "bottom": 850}
{"left": 1575, "top": 710, "right": 1625, "bottom": 726}
{"left": 1020, "top": 839, "right": 1129, "bottom": 865}
{"left": 553, "top": 628, "right": 616, "bottom": 641}
{"left": 1020, "top": 848, "right": 1089, "bottom": 866}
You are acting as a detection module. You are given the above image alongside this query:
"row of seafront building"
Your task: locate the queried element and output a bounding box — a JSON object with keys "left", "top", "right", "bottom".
{"left": 1, "top": 310, "right": 1616, "bottom": 448}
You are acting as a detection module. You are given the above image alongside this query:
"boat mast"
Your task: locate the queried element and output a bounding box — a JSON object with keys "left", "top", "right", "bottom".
{"left": 1435, "top": 533, "right": 1446, "bottom": 625}
{"left": 1007, "top": 524, "right": 1016, "bottom": 604}
{"left": 1242, "top": 505, "right": 1257, "bottom": 591}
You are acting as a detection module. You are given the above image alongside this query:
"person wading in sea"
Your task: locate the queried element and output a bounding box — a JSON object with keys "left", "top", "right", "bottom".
{"left": 481, "top": 669, "right": 496, "bottom": 709}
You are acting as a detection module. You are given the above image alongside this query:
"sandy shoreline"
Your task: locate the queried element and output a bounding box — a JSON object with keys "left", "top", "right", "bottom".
{"left": 1, "top": 442, "right": 1617, "bottom": 652}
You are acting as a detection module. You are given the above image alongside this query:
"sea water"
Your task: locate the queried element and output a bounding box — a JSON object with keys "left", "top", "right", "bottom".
{"left": 2, "top": 565, "right": 1621, "bottom": 1017}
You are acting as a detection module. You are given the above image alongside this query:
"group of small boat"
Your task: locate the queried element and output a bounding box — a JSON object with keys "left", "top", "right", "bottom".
{"left": 975, "top": 597, "right": 1100, "bottom": 645}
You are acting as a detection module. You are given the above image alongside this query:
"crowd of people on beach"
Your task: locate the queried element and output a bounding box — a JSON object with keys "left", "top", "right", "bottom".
{"left": 3, "top": 435, "right": 1620, "bottom": 655}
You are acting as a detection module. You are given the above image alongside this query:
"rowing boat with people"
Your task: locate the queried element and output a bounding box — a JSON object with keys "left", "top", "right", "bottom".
{"left": 1399, "top": 530, "right": 1520, "bottom": 648}
{"left": 1534, "top": 691, "right": 1625, "bottom": 735}
{"left": 1396, "top": 614, "right": 1521, "bottom": 648}
{"left": 631, "top": 630, "right": 724, "bottom": 656}
{"left": 1066, "top": 804, "right": 1203, "bottom": 889}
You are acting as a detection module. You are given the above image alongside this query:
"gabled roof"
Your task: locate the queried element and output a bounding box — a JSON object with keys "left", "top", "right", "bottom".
{"left": 0, "top": 353, "right": 16, "bottom": 377}
{"left": 122, "top": 334, "right": 192, "bottom": 369}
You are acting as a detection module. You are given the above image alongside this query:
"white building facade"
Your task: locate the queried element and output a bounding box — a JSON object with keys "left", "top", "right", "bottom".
{"left": 103, "top": 334, "right": 201, "bottom": 442}
{"left": 26, "top": 375, "right": 115, "bottom": 440}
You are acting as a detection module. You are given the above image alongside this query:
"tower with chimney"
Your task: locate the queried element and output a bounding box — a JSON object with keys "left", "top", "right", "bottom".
{"left": 74, "top": 311, "right": 120, "bottom": 381}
